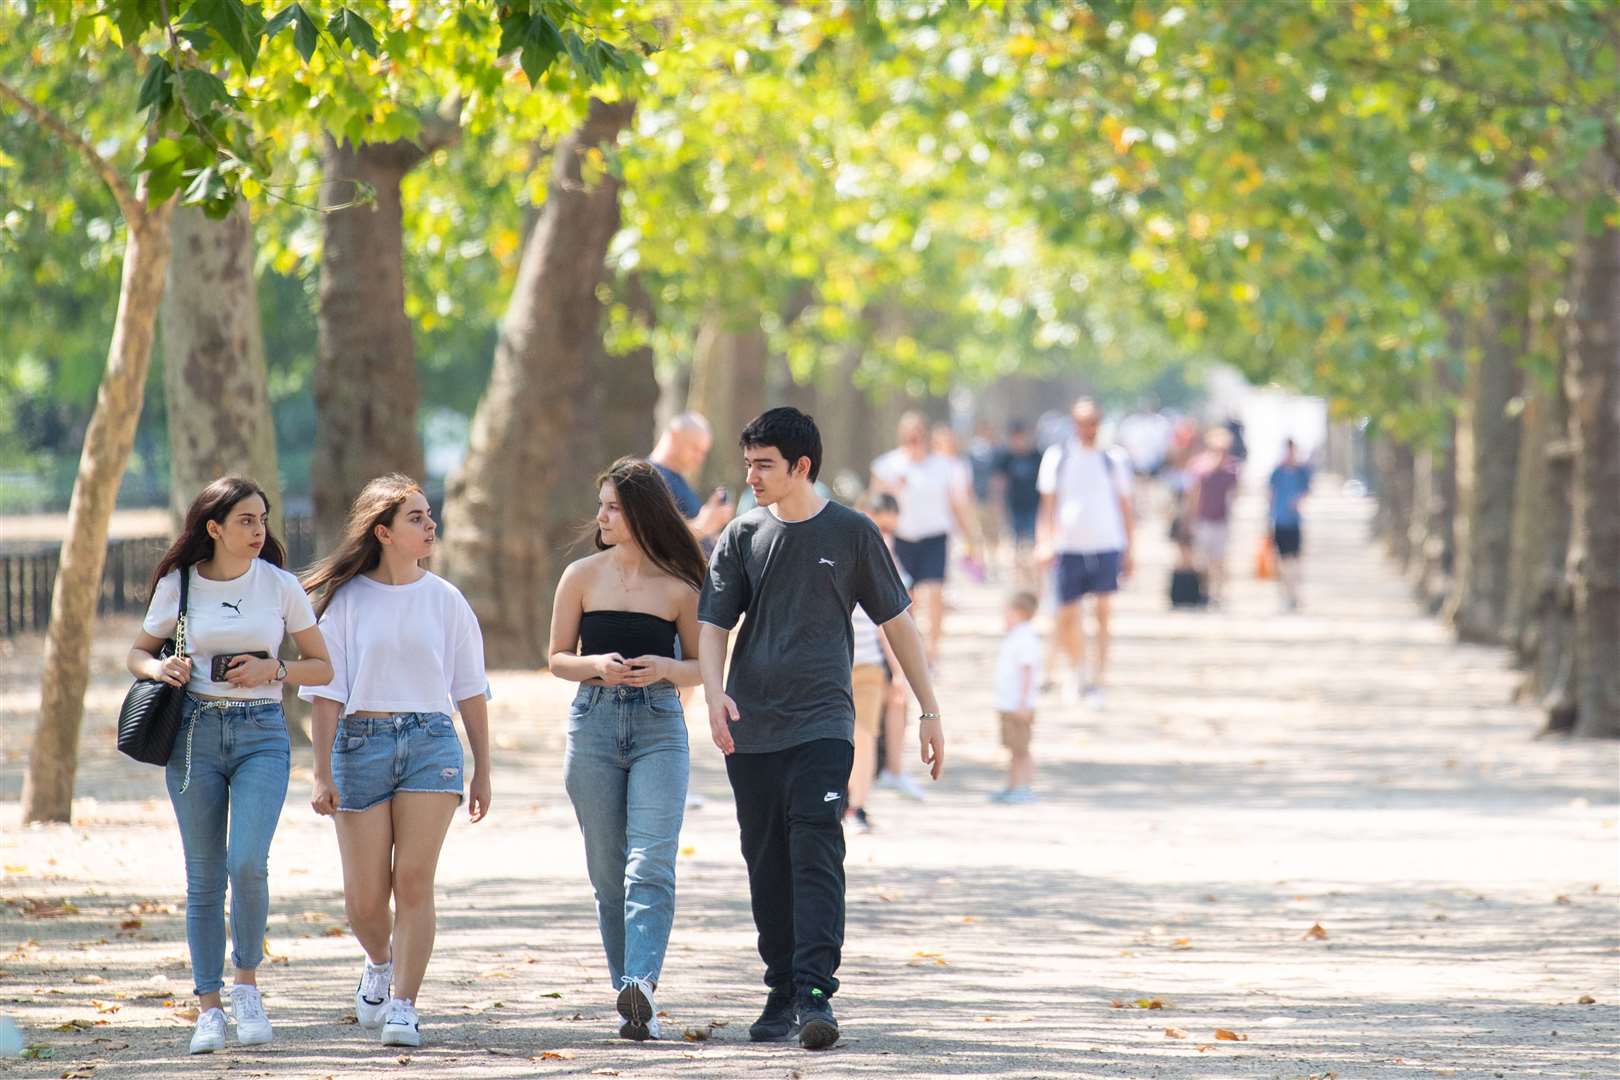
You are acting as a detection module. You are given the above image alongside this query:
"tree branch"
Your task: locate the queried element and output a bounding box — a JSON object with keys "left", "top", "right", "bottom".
{"left": 0, "top": 76, "right": 139, "bottom": 218}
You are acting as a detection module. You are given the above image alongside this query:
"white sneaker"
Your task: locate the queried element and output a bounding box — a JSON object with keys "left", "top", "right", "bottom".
{"left": 381, "top": 997, "right": 421, "bottom": 1047}
{"left": 877, "top": 770, "right": 927, "bottom": 801}
{"left": 684, "top": 791, "right": 707, "bottom": 810}
{"left": 1083, "top": 685, "right": 1106, "bottom": 710}
{"left": 189, "top": 1007, "right": 226, "bottom": 1054}
{"left": 229, "top": 984, "right": 272, "bottom": 1046}
{"left": 355, "top": 958, "right": 392, "bottom": 1028}
{"left": 617, "top": 975, "right": 661, "bottom": 1041}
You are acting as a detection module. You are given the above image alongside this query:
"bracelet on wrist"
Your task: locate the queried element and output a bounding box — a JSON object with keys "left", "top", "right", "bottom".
{"left": 918, "top": 710, "right": 941, "bottom": 721}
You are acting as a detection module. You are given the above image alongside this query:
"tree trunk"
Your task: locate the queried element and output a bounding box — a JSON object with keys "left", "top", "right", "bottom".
{"left": 686, "top": 312, "right": 767, "bottom": 492}
{"left": 1409, "top": 428, "right": 1455, "bottom": 613}
{"left": 1446, "top": 285, "right": 1525, "bottom": 642}
{"left": 1507, "top": 366, "right": 1578, "bottom": 729}
{"left": 160, "top": 203, "right": 283, "bottom": 531}
{"left": 583, "top": 275, "right": 660, "bottom": 465}
{"left": 1372, "top": 436, "right": 1415, "bottom": 567}
{"left": 313, "top": 136, "right": 435, "bottom": 549}
{"left": 1563, "top": 155, "right": 1620, "bottom": 737}
{"left": 439, "top": 98, "right": 634, "bottom": 669}
{"left": 22, "top": 200, "right": 176, "bottom": 823}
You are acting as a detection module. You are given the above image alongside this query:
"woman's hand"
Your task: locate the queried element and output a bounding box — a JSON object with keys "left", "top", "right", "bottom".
{"left": 467, "top": 767, "right": 492, "bottom": 823}
{"left": 621, "top": 655, "right": 667, "bottom": 687}
{"left": 310, "top": 774, "right": 339, "bottom": 816}
{"left": 594, "top": 653, "right": 630, "bottom": 685}
{"left": 226, "top": 655, "right": 280, "bottom": 688}
{"left": 155, "top": 655, "right": 192, "bottom": 687}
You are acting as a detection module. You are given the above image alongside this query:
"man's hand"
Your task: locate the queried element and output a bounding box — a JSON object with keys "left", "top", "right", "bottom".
{"left": 918, "top": 712, "right": 945, "bottom": 780}
{"left": 694, "top": 490, "right": 734, "bottom": 539}
{"left": 1121, "top": 548, "right": 1134, "bottom": 579}
{"left": 707, "top": 692, "right": 740, "bottom": 754}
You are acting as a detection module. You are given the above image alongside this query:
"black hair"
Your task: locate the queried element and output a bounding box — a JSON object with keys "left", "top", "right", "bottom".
{"left": 151, "top": 477, "right": 285, "bottom": 593}
{"left": 1008, "top": 419, "right": 1029, "bottom": 435}
{"left": 739, "top": 406, "right": 822, "bottom": 482}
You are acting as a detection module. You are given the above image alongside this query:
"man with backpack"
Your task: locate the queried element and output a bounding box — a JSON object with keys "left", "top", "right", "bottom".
{"left": 1036, "top": 398, "right": 1134, "bottom": 708}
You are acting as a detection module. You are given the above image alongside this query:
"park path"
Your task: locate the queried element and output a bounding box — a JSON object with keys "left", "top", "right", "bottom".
{"left": 2, "top": 481, "right": 1616, "bottom": 1079}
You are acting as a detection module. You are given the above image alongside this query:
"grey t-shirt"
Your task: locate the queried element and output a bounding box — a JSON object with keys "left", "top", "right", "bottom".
{"left": 699, "top": 500, "right": 912, "bottom": 753}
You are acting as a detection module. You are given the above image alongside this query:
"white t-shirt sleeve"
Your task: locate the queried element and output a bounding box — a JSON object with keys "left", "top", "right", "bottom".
{"left": 1036, "top": 445, "right": 1062, "bottom": 496}
{"left": 1108, "top": 451, "right": 1135, "bottom": 497}
{"left": 448, "top": 593, "right": 489, "bottom": 705}
{"left": 1019, "top": 629, "right": 1043, "bottom": 670}
{"left": 298, "top": 591, "right": 349, "bottom": 705}
{"left": 278, "top": 567, "right": 318, "bottom": 634}
{"left": 141, "top": 569, "right": 182, "bottom": 639}
{"left": 871, "top": 450, "right": 903, "bottom": 484}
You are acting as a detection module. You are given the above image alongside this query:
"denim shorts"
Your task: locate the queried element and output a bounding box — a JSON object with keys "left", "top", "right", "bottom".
{"left": 1056, "top": 550, "right": 1122, "bottom": 604}
{"left": 331, "top": 712, "right": 464, "bottom": 812}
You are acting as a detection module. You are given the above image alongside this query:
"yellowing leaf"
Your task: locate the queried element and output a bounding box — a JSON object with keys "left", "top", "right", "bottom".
{"left": 1303, "top": 922, "right": 1329, "bottom": 940}
{"left": 1165, "top": 1027, "right": 1187, "bottom": 1038}
{"left": 1214, "top": 1028, "right": 1248, "bottom": 1041}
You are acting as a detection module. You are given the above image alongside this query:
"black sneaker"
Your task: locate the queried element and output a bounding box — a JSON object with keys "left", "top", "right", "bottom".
{"left": 748, "top": 986, "right": 797, "bottom": 1042}
{"left": 796, "top": 986, "right": 839, "bottom": 1050}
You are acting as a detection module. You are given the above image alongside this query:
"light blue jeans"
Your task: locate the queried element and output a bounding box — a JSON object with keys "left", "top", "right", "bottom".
{"left": 165, "top": 695, "right": 289, "bottom": 996}
{"left": 564, "top": 683, "right": 689, "bottom": 989}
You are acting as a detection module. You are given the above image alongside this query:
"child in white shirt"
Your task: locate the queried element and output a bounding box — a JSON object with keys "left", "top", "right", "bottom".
{"left": 991, "top": 591, "right": 1042, "bottom": 804}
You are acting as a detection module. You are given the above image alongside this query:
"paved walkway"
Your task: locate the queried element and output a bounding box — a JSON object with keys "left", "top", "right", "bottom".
{"left": 1, "top": 483, "right": 1616, "bottom": 1078}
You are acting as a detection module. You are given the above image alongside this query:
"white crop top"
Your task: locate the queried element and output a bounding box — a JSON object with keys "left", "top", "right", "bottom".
{"left": 142, "top": 560, "right": 317, "bottom": 699}
{"left": 298, "top": 571, "right": 489, "bottom": 716}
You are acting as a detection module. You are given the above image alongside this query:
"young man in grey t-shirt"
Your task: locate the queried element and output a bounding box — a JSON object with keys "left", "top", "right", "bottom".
{"left": 699, "top": 407, "right": 945, "bottom": 1051}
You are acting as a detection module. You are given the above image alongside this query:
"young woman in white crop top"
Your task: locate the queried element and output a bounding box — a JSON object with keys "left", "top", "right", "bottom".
{"left": 299, "top": 474, "right": 490, "bottom": 1050}
{"left": 128, "top": 477, "right": 332, "bottom": 1055}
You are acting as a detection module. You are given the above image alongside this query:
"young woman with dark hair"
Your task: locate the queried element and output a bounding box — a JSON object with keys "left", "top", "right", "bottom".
{"left": 548, "top": 457, "right": 707, "bottom": 1041}
{"left": 299, "top": 474, "right": 491, "bottom": 1049}
{"left": 127, "top": 477, "right": 332, "bottom": 1054}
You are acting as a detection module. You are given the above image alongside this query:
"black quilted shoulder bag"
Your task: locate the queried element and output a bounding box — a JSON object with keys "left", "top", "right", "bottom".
{"left": 116, "top": 567, "right": 191, "bottom": 765}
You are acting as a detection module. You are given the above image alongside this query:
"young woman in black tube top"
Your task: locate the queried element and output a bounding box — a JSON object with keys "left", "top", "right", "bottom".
{"left": 547, "top": 457, "right": 707, "bottom": 1041}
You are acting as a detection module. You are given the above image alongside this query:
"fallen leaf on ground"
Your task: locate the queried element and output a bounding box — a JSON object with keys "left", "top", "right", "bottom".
{"left": 909, "top": 950, "right": 948, "bottom": 966}
{"left": 55, "top": 1020, "right": 97, "bottom": 1031}
{"left": 681, "top": 1026, "right": 711, "bottom": 1042}
{"left": 1196, "top": 1043, "right": 1215, "bottom": 1052}
{"left": 60, "top": 1069, "right": 96, "bottom": 1079}
{"left": 118, "top": 919, "right": 142, "bottom": 931}
{"left": 21, "top": 1046, "right": 53, "bottom": 1060}
{"left": 538, "top": 1050, "right": 575, "bottom": 1060}
{"left": 73, "top": 975, "right": 105, "bottom": 985}
{"left": 1136, "top": 998, "right": 1169, "bottom": 1009}
{"left": 1577, "top": 994, "right": 1597, "bottom": 1005}
{"left": 90, "top": 1001, "right": 119, "bottom": 1014}
{"left": 1170, "top": 937, "right": 1193, "bottom": 950}
{"left": 1555, "top": 895, "right": 1572, "bottom": 905}
{"left": 960, "top": 915, "right": 977, "bottom": 924}
{"left": 1214, "top": 1027, "right": 1248, "bottom": 1041}
{"left": 591, "top": 1071, "right": 620, "bottom": 1077}
{"left": 2, "top": 865, "right": 26, "bottom": 874}
{"left": 1165, "top": 1027, "right": 1187, "bottom": 1038}
{"left": 542, "top": 991, "right": 563, "bottom": 998}
{"left": 678, "top": 846, "right": 696, "bottom": 857}
{"left": 1303, "top": 922, "right": 1329, "bottom": 940}
{"left": 171, "top": 1007, "right": 198, "bottom": 1022}
{"left": 23, "top": 899, "right": 78, "bottom": 918}
{"left": 397, "top": 1055, "right": 410, "bottom": 1065}
{"left": 322, "top": 927, "right": 346, "bottom": 937}
{"left": 877, "top": 892, "right": 900, "bottom": 902}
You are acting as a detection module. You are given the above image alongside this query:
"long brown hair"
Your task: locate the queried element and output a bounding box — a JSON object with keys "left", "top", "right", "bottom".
{"left": 595, "top": 458, "right": 706, "bottom": 591}
{"left": 149, "top": 477, "right": 285, "bottom": 593}
{"left": 302, "top": 473, "right": 424, "bottom": 617}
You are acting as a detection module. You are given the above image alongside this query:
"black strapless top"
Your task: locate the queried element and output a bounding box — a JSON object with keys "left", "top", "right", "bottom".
{"left": 579, "top": 610, "right": 678, "bottom": 659}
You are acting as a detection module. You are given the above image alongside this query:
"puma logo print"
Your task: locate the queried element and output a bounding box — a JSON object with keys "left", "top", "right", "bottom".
{"left": 221, "top": 600, "right": 244, "bottom": 615}
{"left": 818, "top": 558, "right": 836, "bottom": 568}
